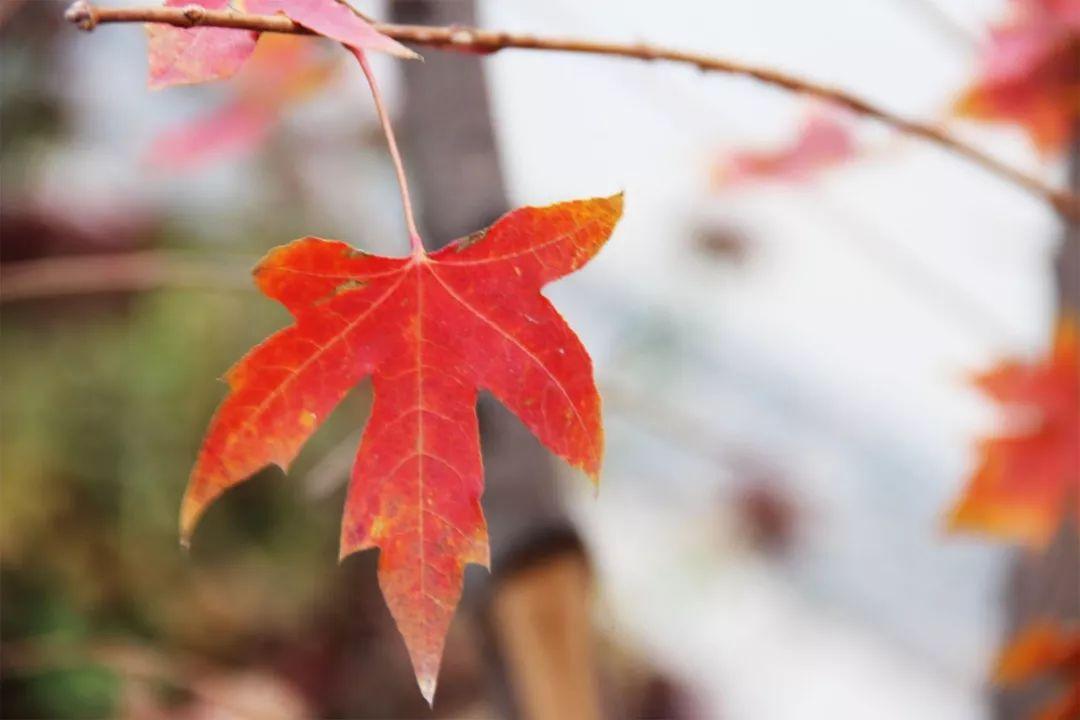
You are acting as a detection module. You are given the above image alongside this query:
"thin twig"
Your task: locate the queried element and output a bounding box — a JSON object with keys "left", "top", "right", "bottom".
{"left": 63, "top": 1, "right": 1078, "bottom": 220}
{"left": 0, "top": 251, "right": 253, "bottom": 303}
{"left": 351, "top": 48, "right": 423, "bottom": 253}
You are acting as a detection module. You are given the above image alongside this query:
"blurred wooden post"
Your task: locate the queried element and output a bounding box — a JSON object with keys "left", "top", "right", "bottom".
{"left": 492, "top": 553, "right": 602, "bottom": 720}
{"left": 389, "top": 2, "right": 603, "bottom": 717}
{"left": 994, "top": 131, "right": 1080, "bottom": 718}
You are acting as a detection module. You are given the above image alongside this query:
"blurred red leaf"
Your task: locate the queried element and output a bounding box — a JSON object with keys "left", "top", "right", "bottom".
{"left": 146, "top": 34, "right": 336, "bottom": 170}
{"left": 954, "top": 0, "right": 1080, "bottom": 154}
{"left": 995, "top": 621, "right": 1080, "bottom": 720}
{"left": 146, "top": 0, "right": 414, "bottom": 89}
{"left": 146, "top": 101, "right": 275, "bottom": 170}
{"left": 712, "top": 113, "right": 856, "bottom": 188}
{"left": 182, "top": 195, "right": 622, "bottom": 704}
{"left": 948, "top": 319, "right": 1080, "bottom": 547}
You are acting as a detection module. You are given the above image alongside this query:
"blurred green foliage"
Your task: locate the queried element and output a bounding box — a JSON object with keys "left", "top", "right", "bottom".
{"left": 1, "top": 284, "right": 377, "bottom": 717}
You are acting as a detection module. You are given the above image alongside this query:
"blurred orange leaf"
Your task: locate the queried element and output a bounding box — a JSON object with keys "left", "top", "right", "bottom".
{"left": 995, "top": 621, "right": 1080, "bottom": 720}
{"left": 948, "top": 319, "right": 1080, "bottom": 547}
{"left": 182, "top": 195, "right": 622, "bottom": 704}
{"left": 954, "top": 0, "right": 1080, "bottom": 154}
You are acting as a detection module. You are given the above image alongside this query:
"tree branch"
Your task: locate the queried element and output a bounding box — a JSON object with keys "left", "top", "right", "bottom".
{"left": 64, "top": 0, "right": 1078, "bottom": 219}
{"left": 0, "top": 251, "right": 252, "bottom": 303}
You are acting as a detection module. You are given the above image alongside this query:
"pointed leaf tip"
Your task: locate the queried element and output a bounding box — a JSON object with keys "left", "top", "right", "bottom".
{"left": 418, "top": 674, "right": 437, "bottom": 707}
{"left": 179, "top": 485, "right": 207, "bottom": 545}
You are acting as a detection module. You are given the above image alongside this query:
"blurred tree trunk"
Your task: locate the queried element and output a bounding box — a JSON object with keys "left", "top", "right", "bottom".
{"left": 994, "top": 131, "right": 1080, "bottom": 718}
{"left": 389, "top": 3, "right": 603, "bottom": 718}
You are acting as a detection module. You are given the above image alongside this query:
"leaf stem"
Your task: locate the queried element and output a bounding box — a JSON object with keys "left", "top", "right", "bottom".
{"left": 64, "top": 0, "right": 1079, "bottom": 220}
{"left": 352, "top": 48, "right": 423, "bottom": 254}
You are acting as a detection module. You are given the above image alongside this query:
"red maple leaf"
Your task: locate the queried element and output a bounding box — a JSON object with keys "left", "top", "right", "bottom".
{"left": 181, "top": 195, "right": 623, "bottom": 703}
{"left": 712, "top": 112, "right": 856, "bottom": 188}
{"left": 146, "top": 0, "right": 415, "bottom": 89}
{"left": 955, "top": 0, "right": 1080, "bottom": 154}
{"left": 146, "top": 34, "right": 336, "bottom": 170}
{"left": 995, "top": 620, "right": 1080, "bottom": 720}
{"left": 947, "top": 319, "right": 1080, "bottom": 547}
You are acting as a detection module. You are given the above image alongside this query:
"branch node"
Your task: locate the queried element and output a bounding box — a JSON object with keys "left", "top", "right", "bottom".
{"left": 181, "top": 5, "right": 205, "bottom": 25}
{"left": 634, "top": 42, "right": 658, "bottom": 60}
{"left": 449, "top": 27, "right": 474, "bottom": 46}
{"left": 64, "top": 0, "right": 97, "bottom": 30}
